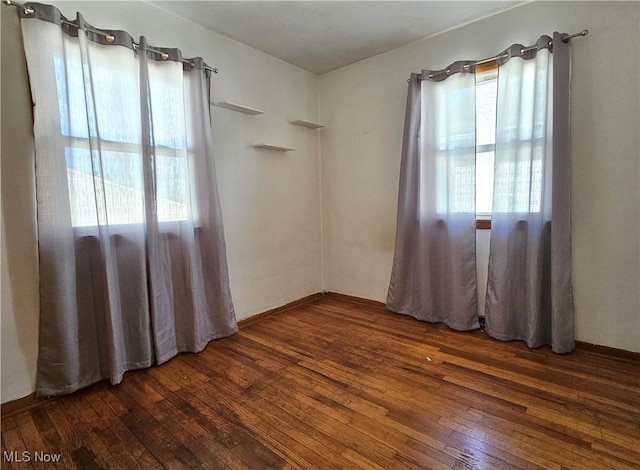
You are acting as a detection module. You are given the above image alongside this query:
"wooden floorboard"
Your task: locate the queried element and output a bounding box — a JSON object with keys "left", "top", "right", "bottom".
{"left": 2, "top": 296, "right": 639, "bottom": 469}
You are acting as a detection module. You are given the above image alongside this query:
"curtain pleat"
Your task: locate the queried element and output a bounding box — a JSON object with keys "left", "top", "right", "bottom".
{"left": 386, "top": 74, "right": 421, "bottom": 310}
{"left": 549, "top": 33, "right": 575, "bottom": 353}
{"left": 485, "top": 33, "right": 575, "bottom": 353}
{"left": 390, "top": 34, "right": 574, "bottom": 350}
{"left": 21, "top": 4, "right": 237, "bottom": 396}
{"left": 387, "top": 72, "right": 479, "bottom": 331}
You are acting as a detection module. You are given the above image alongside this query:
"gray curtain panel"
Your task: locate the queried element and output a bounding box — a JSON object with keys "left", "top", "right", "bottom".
{"left": 20, "top": 3, "right": 237, "bottom": 396}
{"left": 387, "top": 69, "right": 479, "bottom": 332}
{"left": 389, "top": 33, "right": 575, "bottom": 351}
{"left": 485, "top": 33, "right": 575, "bottom": 353}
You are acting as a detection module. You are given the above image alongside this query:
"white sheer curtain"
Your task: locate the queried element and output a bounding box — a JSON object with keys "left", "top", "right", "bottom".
{"left": 390, "top": 34, "right": 574, "bottom": 351}
{"left": 21, "top": 4, "right": 237, "bottom": 396}
{"left": 485, "top": 34, "right": 575, "bottom": 353}
{"left": 387, "top": 64, "right": 479, "bottom": 331}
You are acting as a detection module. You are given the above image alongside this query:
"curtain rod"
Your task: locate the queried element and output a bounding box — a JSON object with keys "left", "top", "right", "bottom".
{"left": 475, "top": 29, "right": 588, "bottom": 66}
{"left": 2, "top": 0, "right": 219, "bottom": 74}
{"left": 409, "top": 29, "right": 588, "bottom": 82}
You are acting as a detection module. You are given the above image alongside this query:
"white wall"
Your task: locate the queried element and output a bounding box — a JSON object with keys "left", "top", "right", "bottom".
{"left": 320, "top": 1, "right": 640, "bottom": 352}
{"left": 1, "top": 1, "right": 323, "bottom": 402}
{"left": 2, "top": 0, "right": 639, "bottom": 404}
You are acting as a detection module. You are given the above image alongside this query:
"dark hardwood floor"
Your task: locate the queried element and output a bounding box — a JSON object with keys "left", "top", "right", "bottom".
{"left": 2, "top": 295, "right": 640, "bottom": 469}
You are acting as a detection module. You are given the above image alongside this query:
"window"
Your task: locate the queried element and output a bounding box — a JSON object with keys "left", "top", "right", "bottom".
{"left": 55, "top": 55, "right": 191, "bottom": 227}
{"left": 422, "top": 57, "right": 546, "bottom": 228}
{"left": 475, "top": 58, "right": 547, "bottom": 227}
{"left": 475, "top": 61, "right": 498, "bottom": 223}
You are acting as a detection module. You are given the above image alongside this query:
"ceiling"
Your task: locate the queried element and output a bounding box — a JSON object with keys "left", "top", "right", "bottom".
{"left": 150, "top": 1, "right": 526, "bottom": 75}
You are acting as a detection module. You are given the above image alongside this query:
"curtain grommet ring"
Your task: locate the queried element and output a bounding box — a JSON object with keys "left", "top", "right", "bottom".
{"left": 520, "top": 48, "right": 525, "bottom": 56}
{"left": 428, "top": 73, "right": 434, "bottom": 79}
{"left": 23, "top": 6, "right": 34, "bottom": 14}
{"left": 160, "top": 52, "right": 169, "bottom": 60}
{"left": 446, "top": 68, "right": 451, "bottom": 75}
{"left": 105, "top": 35, "right": 115, "bottom": 44}
{"left": 190, "top": 62, "right": 195, "bottom": 69}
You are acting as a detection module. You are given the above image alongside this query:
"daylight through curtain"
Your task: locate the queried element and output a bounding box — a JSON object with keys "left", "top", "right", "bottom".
{"left": 389, "top": 33, "right": 575, "bottom": 351}
{"left": 485, "top": 33, "right": 575, "bottom": 353}
{"left": 20, "top": 3, "right": 237, "bottom": 396}
{"left": 387, "top": 66, "right": 479, "bottom": 331}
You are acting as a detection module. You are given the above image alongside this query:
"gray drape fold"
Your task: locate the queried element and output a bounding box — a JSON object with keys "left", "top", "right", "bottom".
{"left": 20, "top": 3, "right": 237, "bottom": 396}
{"left": 485, "top": 33, "right": 575, "bottom": 353}
{"left": 387, "top": 73, "right": 479, "bottom": 331}
{"left": 389, "top": 33, "right": 575, "bottom": 352}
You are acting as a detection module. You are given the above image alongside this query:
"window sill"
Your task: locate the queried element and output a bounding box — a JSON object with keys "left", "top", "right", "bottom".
{"left": 476, "top": 219, "right": 491, "bottom": 230}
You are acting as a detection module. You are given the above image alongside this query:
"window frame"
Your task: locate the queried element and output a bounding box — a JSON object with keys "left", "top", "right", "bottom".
{"left": 475, "top": 60, "right": 498, "bottom": 230}
{"left": 64, "top": 137, "right": 194, "bottom": 229}
{"left": 55, "top": 55, "right": 195, "bottom": 229}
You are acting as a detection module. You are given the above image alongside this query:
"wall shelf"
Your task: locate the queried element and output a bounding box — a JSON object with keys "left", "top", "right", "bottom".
{"left": 212, "top": 101, "right": 264, "bottom": 115}
{"left": 252, "top": 144, "right": 296, "bottom": 152}
{"left": 289, "top": 119, "right": 325, "bottom": 129}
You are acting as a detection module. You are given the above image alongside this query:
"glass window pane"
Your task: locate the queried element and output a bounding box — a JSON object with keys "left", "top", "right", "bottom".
{"left": 476, "top": 151, "right": 494, "bottom": 214}
{"left": 65, "top": 148, "right": 189, "bottom": 227}
{"left": 155, "top": 153, "right": 189, "bottom": 222}
{"left": 476, "top": 71, "right": 497, "bottom": 215}
{"left": 476, "top": 77, "right": 497, "bottom": 147}
{"left": 55, "top": 56, "right": 142, "bottom": 144}
{"left": 56, "top": 51, "right": 191, "bottom": 227}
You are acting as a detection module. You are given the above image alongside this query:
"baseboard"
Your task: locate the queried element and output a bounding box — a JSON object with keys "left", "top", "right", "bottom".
{"left": 323, "top": 291, "right": 386, "bottom": 309}
{"left": 575, "top": 341, "right": 640, "bottom": 363}
{"left": 237, "top": 292, "right": 324, "bottom": 329}
{"left": 5, "top": 292, "right": 637, "bottom": 418}
{"left": 1, "top": 393, "right": 60, "bottom": 420}
{"left": 2, "top": 293, "right": 323, "bottom": 418}
{"left": 325, "top": 292, "right": 640, "bottom": 363}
